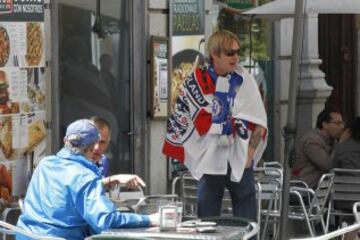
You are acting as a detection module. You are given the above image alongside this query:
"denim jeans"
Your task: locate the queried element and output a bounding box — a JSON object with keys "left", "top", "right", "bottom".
{"left": 197, "top": 167, "right": 257, "bottom": 221}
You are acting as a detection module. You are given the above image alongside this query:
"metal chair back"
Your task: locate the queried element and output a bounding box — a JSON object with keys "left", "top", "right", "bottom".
{"left": 289, "top": 173, "right": 334, "bottom": 237}
{"left": 172, "top": 171, "right": 233, "bottom": 218}
{"left": 0, "top": 220, "right": 66, "bottom": 240}
{"left": 308, "top": 173, "right": 334, "bottom": 216}
{"left": 353, "top": 202, "right": 360, "bottom": 223}
{"left": 329, "top": 168, "right": 360, "bottom": 220}
{"left": 1, "top": 207, "right": 21, "bottom": 240}
{"left": 131, "top": 194, "right": 178, "bottom": 214}
{"left": 254, "top": 166, "right": 283, "bottom": 240}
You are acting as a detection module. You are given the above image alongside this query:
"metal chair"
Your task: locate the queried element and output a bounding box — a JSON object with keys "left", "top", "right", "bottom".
{"left": 171, "top": 171, "right": 234, "bottom": 218}
{"left": 288, "top": 173, "right": 335, "bottom": 237}
{"left": 254, "top": 166, "right": 283, "bottom": 240}
{"left": 263, "top": 161, "right": 283, "bottom": 170}
{"left": 353, "top": 202, "right": 360, "bottom": 223}
{"left": 172, "top": 172, "right": 198, "bottom": 218}
{"left": 0, "top": 220, "right": 65, "bottom": 240}
{"left": 328, "top": 168, "right": 360, "bottom": 227}
{"left": 109, "top": 185, "right": 145, "bottom": 212}
{"left": 289, "top": 222, "right": 360, "bottom": 240}
{"left": 18, "top": 199, "right": 24, "bottom": 213}
{"left": 130, "top": 194, "right": 178, "bottom": 214}
{"left": 1, "top": 207, "right": 22, "bottom": 240}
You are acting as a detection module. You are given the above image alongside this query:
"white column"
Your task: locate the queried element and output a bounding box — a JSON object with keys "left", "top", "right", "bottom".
{"left": 273, "top": 14, "right": 332, "bottom": 163}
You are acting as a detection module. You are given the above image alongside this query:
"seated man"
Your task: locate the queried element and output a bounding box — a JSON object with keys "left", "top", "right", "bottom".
{"left": 332, "top": 116, "right": 360, "bottom": 169}
{"left": 90, "top": 116, "right": 143, "bottom": 189}
{"left": 292, "top": 108, "right": 344, "bottom": 188}
{"left": 17, "top": 119, "right": 158, "bottom": 240}
{"left": 90, "top": 116, "right": 111, "bottom": 178}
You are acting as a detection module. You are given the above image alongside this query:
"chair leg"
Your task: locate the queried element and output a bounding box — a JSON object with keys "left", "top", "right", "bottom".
{"left": 326, "top": 200, "right": 332, "bottom": 232}
{"left": 261, "top": 197, "right": 274, "bottom": 240}
{"left": 321, "top": 217, "right": 327, "bottom": 234}
{"left": 298, "top": 201, "right": 315, "bottom": 237}
{"left": 306, "top": 220, "right": 315, "bottom": 237}
{"left": 261, "top": 215, "right": 270, "bottom": 240}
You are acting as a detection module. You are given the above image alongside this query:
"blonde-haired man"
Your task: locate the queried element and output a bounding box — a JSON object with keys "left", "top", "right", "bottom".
{"left": 163, "top": 30, "right": 267, "bottom": 220}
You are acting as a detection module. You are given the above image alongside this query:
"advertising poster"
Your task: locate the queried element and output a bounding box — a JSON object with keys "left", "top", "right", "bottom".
{"left": 169, "top": 0, "right": 205, "bottom": 177}
{"left": 150, "top": 36, "right": 168, "bottom": 119}
{"left": 0, "top": 0, "right": 46, "bottom": 206}
{"left": 171, "top": 0, "right": 205, "bottom": 111}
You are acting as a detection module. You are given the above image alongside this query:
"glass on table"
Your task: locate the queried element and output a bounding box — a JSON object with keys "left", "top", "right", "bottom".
{"left": 175, "top": 202, "right": 183, "bottom": 225}
{"left": 159, "top": 204, "right": 177, "bottom": 231}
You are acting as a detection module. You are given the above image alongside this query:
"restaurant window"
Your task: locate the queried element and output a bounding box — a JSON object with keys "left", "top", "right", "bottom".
{"left": 58, "top": 0, "right": 132, "bottom": 173}
{"left": 213, "top": 0, "right": 274, "bottom": 161}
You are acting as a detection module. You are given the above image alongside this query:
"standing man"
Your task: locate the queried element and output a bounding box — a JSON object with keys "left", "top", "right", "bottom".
{"left": 163, "top": 30, "right": 267, "bottom": 220}
{"left": 17, "top": 119, "right": 158, "bottom": 240}
{"left": 292, "top": 108, "right": 344, "bottom": 188}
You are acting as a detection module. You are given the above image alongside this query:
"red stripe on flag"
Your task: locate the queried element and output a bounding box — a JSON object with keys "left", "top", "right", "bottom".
{"left": 162, "top": 141, "right": 185, "bottom": 163}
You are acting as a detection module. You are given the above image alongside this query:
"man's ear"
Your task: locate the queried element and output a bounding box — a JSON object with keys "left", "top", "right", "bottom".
{"left": 322, "top": 121, "right": 329, "bottom": 130}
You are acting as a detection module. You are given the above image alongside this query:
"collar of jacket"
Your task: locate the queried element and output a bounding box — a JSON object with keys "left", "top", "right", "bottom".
{"left": 56, "top": 148, "right": 101, "bottom": 176}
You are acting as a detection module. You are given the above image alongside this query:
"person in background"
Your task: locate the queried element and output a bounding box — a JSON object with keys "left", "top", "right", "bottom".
{"left": 163, "top": 30, "right": 267, "bottom": 221}
{"left": 332, "top": 116, "right": 360, "bottom": 169}
{"left": 99, "top": 54, "right": 119, "bottom": 114}
{"left": 90, "top": 116, "right": 111, "bottom": 177}
{"left": 292, "top": 108, "right": 344, "bottom": 188}
{"left": 17, "top": 119, "right": 158, "bottom": 240}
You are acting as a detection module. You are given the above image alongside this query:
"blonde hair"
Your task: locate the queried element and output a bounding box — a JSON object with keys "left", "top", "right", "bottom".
{"left": 207, "top": 30, "right": 240, "bottom": 64}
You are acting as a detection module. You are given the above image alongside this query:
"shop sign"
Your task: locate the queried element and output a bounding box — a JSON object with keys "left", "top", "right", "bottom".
{"left": 0, "top": 0, "right": 44, "bottom": 22}
{"left": 0, "top": 0, "right": 12, "bottom": 14}
{"left": 226, "top": 0, "right": 258, "bottom": 9}
{"left": 172, "top": 0, "right": 204, "bottom": 36}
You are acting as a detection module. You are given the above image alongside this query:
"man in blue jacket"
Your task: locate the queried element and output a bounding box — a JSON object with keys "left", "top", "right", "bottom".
{"left": 17, "top": 119, "right": 158, "bottom": 240}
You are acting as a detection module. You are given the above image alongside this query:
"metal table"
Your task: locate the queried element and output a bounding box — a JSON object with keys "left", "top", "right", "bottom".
{"left": 87, "top": 224, "right": 256, "bottom": 240}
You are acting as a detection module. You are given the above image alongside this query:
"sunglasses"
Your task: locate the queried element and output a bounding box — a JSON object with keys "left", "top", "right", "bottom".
{"left": 223, "top": 48, "right": 240, "bottom": 57}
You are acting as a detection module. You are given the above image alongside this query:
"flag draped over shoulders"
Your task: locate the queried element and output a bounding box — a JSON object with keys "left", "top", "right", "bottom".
{"left": 163, "top": 64, "right": 267, "bottom": 182}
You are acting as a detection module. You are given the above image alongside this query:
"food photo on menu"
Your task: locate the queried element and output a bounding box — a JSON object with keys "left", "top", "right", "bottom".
{"left": 0, "top": 21, "right": 44, "bottom": 68}
{"left": 0, "top": 25, "right": 10, "bottom": 67}
{"left": 26, "top": 22, "right": 44, "bottom": 67}
{"left": 0, "top": 162, "right": 12, "bottom": 202}
{"left": 0, "top": 116, "right": 14, "bottom": 159}
{"left": 0, "top": 70, "right": 13, "bottom": 114}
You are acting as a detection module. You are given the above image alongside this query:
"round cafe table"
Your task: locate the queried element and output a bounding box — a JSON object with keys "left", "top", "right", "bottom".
{"left": 86, "top": 216, "right": 259, "bottom": 240}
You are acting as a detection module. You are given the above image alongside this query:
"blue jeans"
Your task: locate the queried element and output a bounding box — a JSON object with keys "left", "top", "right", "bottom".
{"left": 197, "top": 167, "right": 257, "bottom": 221}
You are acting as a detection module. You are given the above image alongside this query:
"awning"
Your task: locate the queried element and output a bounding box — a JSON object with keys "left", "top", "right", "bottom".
{"left": 242, "top": 0, "right": 360, "bottom": 19}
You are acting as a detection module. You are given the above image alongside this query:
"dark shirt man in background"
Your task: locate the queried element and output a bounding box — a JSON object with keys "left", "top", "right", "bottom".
{"left": 292, "top": 109, "right": 344, "bottom": 188}
{"left": 332, "top": 116, "right": 360, "bottom": 169}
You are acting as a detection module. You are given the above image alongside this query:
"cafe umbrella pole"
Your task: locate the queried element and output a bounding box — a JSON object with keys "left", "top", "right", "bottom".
{"left": 279, "top": 0, "right": 305, "bottom": 239}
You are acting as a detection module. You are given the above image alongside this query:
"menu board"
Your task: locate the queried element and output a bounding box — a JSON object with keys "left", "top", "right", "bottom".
{"left": 0, "top": 0, "right": 46, "bottom": 204}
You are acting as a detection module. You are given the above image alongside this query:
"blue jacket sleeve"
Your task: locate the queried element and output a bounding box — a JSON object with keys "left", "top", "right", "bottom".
{"left": 75, "top": 178, "right": 150, "bottom": 233}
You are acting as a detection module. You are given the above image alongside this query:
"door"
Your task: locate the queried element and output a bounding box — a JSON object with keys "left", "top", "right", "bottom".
{"left": 318, "top": 14, "right": 357, "bottom": 124}
{"left": 57, "top": 0, "right": 133, "bottom": 174}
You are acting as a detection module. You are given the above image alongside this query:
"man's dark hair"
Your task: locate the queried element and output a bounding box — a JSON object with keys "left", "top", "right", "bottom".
{"left": 351, "top": 117, "right": 360, "bottom": 141}
{"left": 316, "top": 108, "right": 340, "bottom": 129}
